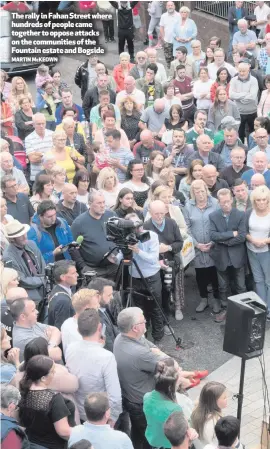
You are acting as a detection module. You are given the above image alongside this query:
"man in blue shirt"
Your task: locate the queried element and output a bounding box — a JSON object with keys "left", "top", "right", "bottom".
{"left": 125, "top": 212, "right": 164, "bottom": 343}
{"left": 242, "top": 151, "right": 270, "bottom": 188}
{"left": 55, "top": 88, "right": 85, "bottom": 125}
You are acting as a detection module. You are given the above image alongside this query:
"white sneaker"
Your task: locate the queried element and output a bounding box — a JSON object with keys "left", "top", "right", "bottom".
{"left": 164, "top": 325, "right": 172, "bottom": 335}
{"left": 175, "top": 310, "right": 183, "bottom": 321}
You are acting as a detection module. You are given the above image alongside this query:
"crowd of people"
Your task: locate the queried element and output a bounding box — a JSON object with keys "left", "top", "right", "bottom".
{"left": 1, "top": 1, "right": 270, "bottom": 449}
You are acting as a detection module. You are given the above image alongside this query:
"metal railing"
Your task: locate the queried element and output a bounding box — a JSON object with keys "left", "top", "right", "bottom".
{"left": 194, "top": 1, "right": 256, "bottom": 20}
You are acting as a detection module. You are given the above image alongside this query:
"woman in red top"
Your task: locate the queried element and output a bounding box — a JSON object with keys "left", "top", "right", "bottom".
{"left": 210, "top": 67, "right": 231, "bottom": 103}
{"left": 113, "top": 52, "right": 134, "bottom": 92}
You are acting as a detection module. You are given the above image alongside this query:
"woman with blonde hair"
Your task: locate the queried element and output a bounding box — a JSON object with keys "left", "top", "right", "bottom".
{"left": 191, "top": 381, "right": 227, "bottom": 446}
{"left": 119, "top": 96, "right": 141, "bottom": 149}
{"left": 47, "top": 130, "right": 85, "bottom": 183}
{"left": 147, "top": 185, "right": 188, "bottom": 239}
{"left": 183, "top": 179, "right": 220, "bottom": 313}
{"left": 179, "top": 159, "right": 204, "bottom": 200}
{"left": 0, "top": 267, "right": 19, "bottom": 299}
{"left": 8, "top": 76, "right": 34, "bottom": 113}
{"left": 62, "top": 117, "right": 87, "bottom": 159}
{"left": 159, "top": 168, "right": 186, "bottom": 206}
{"left": 96, "top": 167, "right": 121, "bottom": 209}
{"left": 145, "top": 151, "right": 165, "bottom": 180}
{"left": 113, "top": 52, "right": 134, "bottom": 92}
{"left": 51, "top": 165, "right": 66, "bottom": 202}
{"left": 246, "top": 186, "right": 270, "bottom": 319}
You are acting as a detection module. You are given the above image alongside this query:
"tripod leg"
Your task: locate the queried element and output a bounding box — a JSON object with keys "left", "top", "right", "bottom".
{"left": 132, "top": 259, "right": 182, "bottom": 347}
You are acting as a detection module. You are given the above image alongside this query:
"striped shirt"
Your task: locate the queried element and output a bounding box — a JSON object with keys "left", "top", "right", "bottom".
{"left": 25, "top": 130, "right": 53, "bottom": 181}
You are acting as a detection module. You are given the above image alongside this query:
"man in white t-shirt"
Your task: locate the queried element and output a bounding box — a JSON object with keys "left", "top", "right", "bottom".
{"left": 25, "top": 113, "right": 53, "bottom": 183}
{"left": 160, "top": 1, "right": 180, "bottom": 68}
{"left": 208, "top": 48, "right": 237, "bottom": 80}
{"left": 115, "top": 76, "right": 145, "bottom": 111}
{"left": 254, "top": 1, "right": 270, "bottom": 36}
{"left": 61, "top": 288, "right": 100, "bottom": 356}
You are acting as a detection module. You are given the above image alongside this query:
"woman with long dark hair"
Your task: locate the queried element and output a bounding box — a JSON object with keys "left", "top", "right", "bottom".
{"left": 145, "top": 151, "right": 165, "bottom": 180}
{"left": 113, "top": 187, "right": 143, "bottom": 219}
{"left": 207, "top": 86, "right": 240, "bottom": 132}
{"left": 19, "top": 354, "right": 75, "bottom": 449}
{"left": 210, "top": 67, "right": 231, "bottom": 103}
{"left": 122, "top": 159, "right": 151, "bottom": 208}
{"left": 14, "top": 337, "right": 78, "bottom": 395}
{"left": 143, "top": 364, "right": 183, "bottom": 448}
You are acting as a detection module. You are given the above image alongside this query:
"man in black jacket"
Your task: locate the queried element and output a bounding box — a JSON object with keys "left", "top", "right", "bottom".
{"left": 82, "top": 73, "right": 116, "bottom": 122}
{"left": 202, "top": 165, "right": 229, "bottom": 199}
{"left": 144, "top": 200, "right": 184, "bottom": 321}
{"left": 209, "top": 188, "right": 247, "bottom": 323}
{"left": 88, "top": 277, "right": 119, "bottom": 352}
{"left": 110, "top": 1, "right": 138, "bottom": 61}
{"left": 213, "top": 125, "right": 248, "bottom": 164}
{"left": 56, "top": 184, "right": 87, "bottom": 226}
{"left": 48, "top": 260, "right": 78, "bottom": 329}
{"left": 74, "top": 55, "right": 100, "bottom": 100}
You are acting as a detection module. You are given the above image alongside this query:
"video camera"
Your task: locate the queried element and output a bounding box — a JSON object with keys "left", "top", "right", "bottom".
{"left": 105, "top": 217, "right": 150, "bottom": 249}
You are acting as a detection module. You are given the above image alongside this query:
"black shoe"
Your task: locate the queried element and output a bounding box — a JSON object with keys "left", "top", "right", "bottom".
{"left": 110, "top": 38, "right": 116, "bottom": 42}
{"left": 143, "top": 39, "right": 149, "bottom": 45}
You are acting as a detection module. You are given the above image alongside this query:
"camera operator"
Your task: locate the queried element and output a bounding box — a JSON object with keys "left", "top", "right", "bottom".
{"left": 28, "top": 200, "right": 74, "bottom": 265}
{"left": 3, "top": 220, "right": 46, "bottom": 306}
{"left": 71, "top": 190, "right": 119, "bottom": 281}
{"left": 48, "top": 260, "right": 78, "bottom": 330}
{"left": 144, "top": 200, "right": 184, "bottom": 322}
{"left": 125, "top": 213, "right": 164, "bottom": 343}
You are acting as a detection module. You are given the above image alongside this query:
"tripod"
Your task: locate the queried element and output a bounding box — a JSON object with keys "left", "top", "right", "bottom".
{"left": 115, "top": 252, "right": 184, "bottom": 349}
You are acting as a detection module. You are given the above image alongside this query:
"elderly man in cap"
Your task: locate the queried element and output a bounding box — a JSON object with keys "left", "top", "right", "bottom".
{"left": 3, "top": 220, "right": 46, "bottom": 306}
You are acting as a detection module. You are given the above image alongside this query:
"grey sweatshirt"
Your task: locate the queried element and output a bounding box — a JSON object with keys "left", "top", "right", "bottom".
{"left": 229, "top": 75, "right": 258, "bottom": 114}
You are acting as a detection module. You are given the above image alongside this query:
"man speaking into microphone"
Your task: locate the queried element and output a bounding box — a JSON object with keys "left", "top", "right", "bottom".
{"left": 71, "top": 190, "right": 119, "bottom": 281}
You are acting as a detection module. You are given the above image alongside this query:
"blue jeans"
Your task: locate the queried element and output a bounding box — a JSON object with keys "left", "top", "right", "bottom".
{"left": 247, "top": 249, "right": 270, "bottom": 312}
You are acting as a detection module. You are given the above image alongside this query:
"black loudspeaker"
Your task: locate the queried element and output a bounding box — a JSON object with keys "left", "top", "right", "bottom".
{"left": 223, "top": 292, "right": 267, "bottom": 359}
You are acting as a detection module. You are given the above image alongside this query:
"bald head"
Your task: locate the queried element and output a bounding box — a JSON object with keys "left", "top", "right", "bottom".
{"left": 253, "top": 151, "right": 268, "bottom": 173}
{"left": 154, "top": 98, "right": 165, "bottom": 113}
{"left": 149, "top": 200, "right": 166, "bottom": 225}
{"left": 251, "top": 173, "right": 266, "bottom": 190}
{"left": 6, "top": 287, "right": 28, "bottom": 305}
{"left": 202, "top": 164, "right": 218, "bottom": 187}
{"left": 62, "top": 183, "right": 77, "bottom": 205}
{"left": 140, "top": 130, "right": 154, "bottom": 148}
{"left": 124, "top": 75, "right": 135, "bottom": 93}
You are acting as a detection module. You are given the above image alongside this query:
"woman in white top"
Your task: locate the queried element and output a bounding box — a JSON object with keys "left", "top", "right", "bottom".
{"left": 246, "top": 186, "right": 270, "bottom": 319}
{"left": 97, "top": 167, "right": 121, "bottom": 209}
{"left": 191, "top": 381, "right": 227, "bottom": 447}
{"left": 163, "top": 83, "right": 182, "bottom": 110}
{"left": 193, "top": 67, "right": 213, "bottom": 112}
{"left": 122, "top": 159, "right": 152, "bottom": 209}
{"left": 73, "top": 170, "right": 90, "bottom": 206}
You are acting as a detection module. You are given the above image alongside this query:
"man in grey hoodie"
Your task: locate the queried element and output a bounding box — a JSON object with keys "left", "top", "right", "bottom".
{"left": 229, "top": 62, "right": 258, "bottom": 143}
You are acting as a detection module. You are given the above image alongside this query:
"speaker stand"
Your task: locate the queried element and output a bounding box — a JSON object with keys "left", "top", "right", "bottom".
{"left": 235, "top": 358, "right": 246, "bottom": 435}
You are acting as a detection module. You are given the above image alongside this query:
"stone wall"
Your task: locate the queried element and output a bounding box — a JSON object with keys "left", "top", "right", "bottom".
{"left": 190, "top": 10, "right": 229, "bottom": 52}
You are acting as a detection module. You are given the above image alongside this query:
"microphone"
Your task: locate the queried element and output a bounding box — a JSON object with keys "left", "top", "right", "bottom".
{"left": 76, "top": 235, "right": 84, "bottom": 245}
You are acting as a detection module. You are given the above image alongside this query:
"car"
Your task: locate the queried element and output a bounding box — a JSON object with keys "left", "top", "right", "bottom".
{"left": 0, "top": 10, "right": 56, "bottom": 76}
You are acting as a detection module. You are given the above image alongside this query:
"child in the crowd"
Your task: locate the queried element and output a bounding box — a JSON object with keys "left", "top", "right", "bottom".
{"left": 93, "top": 141, "right": 111, "bottom": 170}
{"left": 35, "top": 64, "right": 53, "bottom": 90}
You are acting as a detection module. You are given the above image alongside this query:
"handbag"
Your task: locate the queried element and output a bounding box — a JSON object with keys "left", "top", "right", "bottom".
{"left": 180, "top": 236, "right": 196, "bottom": 268}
